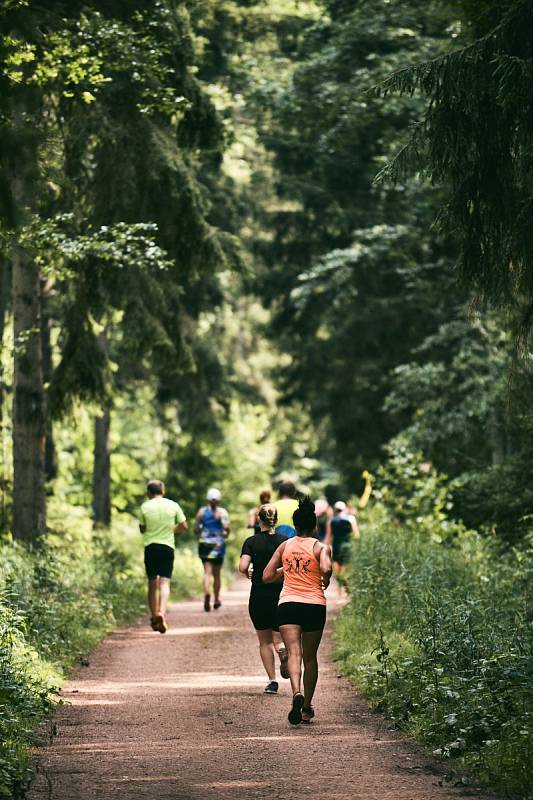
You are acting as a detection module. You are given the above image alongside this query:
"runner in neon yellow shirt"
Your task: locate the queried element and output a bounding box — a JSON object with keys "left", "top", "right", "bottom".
{"left": 139, "top": 480, "right": 187, "bottom": 633}
{"left": 274, "top": 480, "right": 299, "bottom": 539}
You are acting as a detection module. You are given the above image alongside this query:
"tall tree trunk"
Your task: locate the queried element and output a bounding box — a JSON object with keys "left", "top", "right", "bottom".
{"left": 40, "top": 277, "right": 57, "bottom": 483}
{"left": 489, "top": 406, "right": 506, "bottom": 467}
{"left": 93, "top": 405, "right": 111, "bottom": 527}
{"left": 0, "top": 262, "right": 11, "bottom": 531}
{"left": 92, "top": 331, "right": 111, "bottom": 527}
{"left": 11, "top": 196, "right": 46, "bottom": 542}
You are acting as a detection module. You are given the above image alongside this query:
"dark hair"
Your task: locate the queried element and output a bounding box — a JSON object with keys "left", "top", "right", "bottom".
{"left": 259, "top": 489, "right": 271, "bottom": 504}
{"left": 292, "top": 496, "right": 316, "bottom": 533}
{"left": 279, "top": 480, "right": 296, "bottom": 498}
{"left": 147, "top": 480, "right": 164, "bottom": 497}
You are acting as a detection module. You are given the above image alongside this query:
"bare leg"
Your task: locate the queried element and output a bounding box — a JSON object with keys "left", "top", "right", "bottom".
{"left": 273, "top": 630, "right": 282, "bottom": 655}
{"left": 257, "top": 629, "right": 276, "bottom": 680}
{"left": 159, "top": 578, "right": 171, "bottom": 617}
{"left": 203, "top": 561, "right": 212, "bottom": 596}
{"left": 213, "top": 564, "right": 222, "bottom": 604}
{"left": 148, "top": 578, "right": 159, "bottom": 617}
{"left": 280, "top": 624, "right": 302, "bottom": 695}
{"left": 302, "top": 629, "right": 323, "bottom": 709}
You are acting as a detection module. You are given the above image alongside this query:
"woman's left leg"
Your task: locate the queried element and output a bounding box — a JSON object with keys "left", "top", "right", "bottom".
{"left": 279, "top": 624, "right": 303, "bottom": 695}
{"left": 301, "top": 629, "right": 324, "bottom": 712}
{"left": 257, "top": 629, "right": 276, "bottom": 680}
{"left": 212, "top": 563, "right": 222, "bottom": 607}
{"left": 203, "top": 561, "right": 213, "bottom": 611}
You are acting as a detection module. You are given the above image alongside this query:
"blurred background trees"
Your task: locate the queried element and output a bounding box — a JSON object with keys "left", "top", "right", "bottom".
{"left": 0, "top": 0, "right": 531, "bottom": 543}
{"left": 1, "top": 2, "right": 533, "bottom": 796}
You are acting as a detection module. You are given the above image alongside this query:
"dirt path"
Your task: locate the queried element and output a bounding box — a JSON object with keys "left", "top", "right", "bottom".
{"left": 29, "top": 576, "right": 490, "bottom": 800}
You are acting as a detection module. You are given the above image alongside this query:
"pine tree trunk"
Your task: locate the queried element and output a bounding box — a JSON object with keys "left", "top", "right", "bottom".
{"left": 489, "top": 406, "right": 505, "bottom": 467}
{"left": 11, "top": 196, "right": 46, "bottom": 542}
{"left": 0, "top": 262, "right": 10, "bottom": 531}
{"left": 40, "top": 277, "right": 57, "bottom": 483}
{"left": 93, "top": 405, "right": 111, "bottom": 527}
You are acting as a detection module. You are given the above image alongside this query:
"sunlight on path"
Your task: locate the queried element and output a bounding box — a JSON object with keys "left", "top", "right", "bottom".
{"left": 29, "top": 576, "right": 492, "bottom": 800}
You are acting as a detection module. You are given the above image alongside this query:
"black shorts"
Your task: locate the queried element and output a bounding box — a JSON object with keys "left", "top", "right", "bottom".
{"left": 277, "top": 602, "right": 326, "bottom": 632}
{"left": 332, "top": 539, "right": 352, "bottom": 566}
{"left": 249, "top": 585, "right": 282, "bottom": 631}
{"left": 198, "top": 543, "right": 224, "bottom": 566}
{"left": 144, "top": 543, "right": 174, "bottom": 580}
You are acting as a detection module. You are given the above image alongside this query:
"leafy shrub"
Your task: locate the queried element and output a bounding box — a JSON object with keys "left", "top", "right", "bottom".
{"left": 336, "top": 503, "right": 533, "bottom": 797}
{"left": 0, "top": 501, "right": 202, "bottom": 798}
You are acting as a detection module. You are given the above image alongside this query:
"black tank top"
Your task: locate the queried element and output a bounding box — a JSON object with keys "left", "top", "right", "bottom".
{"left": 241, "top": 531, "right": 287, "bottom": 586}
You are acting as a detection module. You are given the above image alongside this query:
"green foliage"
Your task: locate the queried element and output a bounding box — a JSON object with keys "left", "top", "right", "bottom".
{"left": 336, "top": 499, "right": 533, "bottom": 797}
{"left": 378, "top": 0, "right": 533, "bottom": 332}
{"left": 0, "top": 500, "right": 202, "bottom": 798}
{"left": 384, "top": 312, "right": 533, "bottom": 542}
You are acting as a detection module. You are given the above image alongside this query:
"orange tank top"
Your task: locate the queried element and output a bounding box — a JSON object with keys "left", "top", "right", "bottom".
{"left": 279, "top": 536, "right": 326, "bottom": 606}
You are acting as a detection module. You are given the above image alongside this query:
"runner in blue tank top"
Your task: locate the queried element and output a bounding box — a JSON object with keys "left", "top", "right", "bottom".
{"left": 195, "top": 487, "right": 230, "bottom": 611}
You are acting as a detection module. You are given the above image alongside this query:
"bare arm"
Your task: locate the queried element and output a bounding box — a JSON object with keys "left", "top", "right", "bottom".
{"left": 239, "top": 554, "right": 252, "bottom": 577}
{"left": 194, "top": 509, "right": 203, "bottom": 536}
{"left": 215, "top": 508, "right": 230, "bottom": 537}
{"left": 315, "top": 541, "right": 332, "bottom": 589}
{"left": 174, "top": 520, "right": 188, "bottom": 534}
{"left": 325, "top": 519, "right": 332, "bottom": 547}
{"left": 247, "top": 508, "right": 257, "bottom": 528}
{"left": 263, "top": 542, "right": 286, "bottom": 583}
{"left": 350, "top": 516, "right": 360, "bottom": 540}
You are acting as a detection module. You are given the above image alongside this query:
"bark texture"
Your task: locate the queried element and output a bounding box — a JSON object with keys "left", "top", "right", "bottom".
{"left": 0, "top": 262, "right": 10, "bottom": 530}
{"left": 11, "top": 196, "right": 46, "bottom": 541}
{"left": 92, "top": 406, "right": 111, "bottom": 527}
{"left": 41, "top": 277, "right": 57, "bottom": 482}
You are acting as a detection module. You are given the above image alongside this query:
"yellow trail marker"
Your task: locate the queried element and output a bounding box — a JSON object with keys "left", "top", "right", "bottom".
{"left": 358, "top": 470, "right": 373, "bottom": 509}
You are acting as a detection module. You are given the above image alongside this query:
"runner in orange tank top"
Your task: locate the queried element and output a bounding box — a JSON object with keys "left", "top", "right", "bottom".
{"left": 263, "top": 497, "right": 332, "bottom": 725}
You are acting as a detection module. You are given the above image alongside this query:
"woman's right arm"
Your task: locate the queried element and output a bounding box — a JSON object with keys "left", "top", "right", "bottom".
{"left": 239, "top": 554, "right": 252, "bottom": 577}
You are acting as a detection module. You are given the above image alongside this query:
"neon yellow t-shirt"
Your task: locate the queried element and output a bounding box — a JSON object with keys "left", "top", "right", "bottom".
{"left": 274, "top": 498, "right": 299, "bottom": 528}
{"left": 139, "top": 497, "right": 186, "bottom": 549}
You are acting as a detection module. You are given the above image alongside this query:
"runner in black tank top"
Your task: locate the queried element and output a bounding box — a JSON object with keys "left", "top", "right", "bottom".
{"left": 239, "top": 504, "right": 288, "bottom": 693}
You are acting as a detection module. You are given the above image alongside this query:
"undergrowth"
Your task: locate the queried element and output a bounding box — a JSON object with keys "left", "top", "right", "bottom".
{"left": 335, "top": 500, "right": 533, "bottom": 798}
{"left": 0, "top": 499, "right": 203, "bottom": 799}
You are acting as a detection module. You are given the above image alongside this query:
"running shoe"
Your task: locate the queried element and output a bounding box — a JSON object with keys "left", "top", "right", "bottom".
{"left": 213, "top": 601, "right": 222, "bottom": 610}
{"left": 154, "top": 614, "right": 168, "bottom": 634}
{"left": 278, "top": 646, "right": 289, "bottom": 679}
{"left": 264, "top": 681, "right": 279, "bottom": 694}
{"left": 150, "top": 617, "right": 159, "bottom": 631}
{"left": 288, "top": 692, "right": 304, "bottom": 725}
{"left": 301, "top": 705, "right": 315, "bottom": 724}
{"left": 204, "top": 594, "right": 211, "bottom": 612}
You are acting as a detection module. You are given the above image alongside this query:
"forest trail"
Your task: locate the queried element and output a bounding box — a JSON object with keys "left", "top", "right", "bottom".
{"left": 29, "top": 577, "right": 489, "bottom": 800}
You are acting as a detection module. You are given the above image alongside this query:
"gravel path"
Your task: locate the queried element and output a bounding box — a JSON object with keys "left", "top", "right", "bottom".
{"left": 29, "top": 576, "right": 491, "bottom": 800}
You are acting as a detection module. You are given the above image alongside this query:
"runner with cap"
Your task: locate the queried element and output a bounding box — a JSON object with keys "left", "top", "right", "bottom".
{"left": 195, "top": 488, "right": 230, "bottom": 611}
{"left": 325, "top": 500, "right": 359, "bottom": 579}
{"left": 239, "top": 503, "right": 288, "bottom": 694}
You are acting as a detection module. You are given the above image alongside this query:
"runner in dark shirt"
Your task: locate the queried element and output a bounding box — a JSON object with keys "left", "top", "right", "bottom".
{"left": 239, "top": 503, "right": 288, "bottom": 693}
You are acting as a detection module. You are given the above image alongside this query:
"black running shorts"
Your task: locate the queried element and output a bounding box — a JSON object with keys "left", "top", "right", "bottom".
{"left": 277, "top": 601, "right": 326, "bottom": 632}
{"left": 249, "top": 585, "right": 282, "bottom": 631}
{"left": 198, "top": 542, "right": 224, "bottom": 566}
{"left": 144, "top": 543, "right": 174, "bottom": 580}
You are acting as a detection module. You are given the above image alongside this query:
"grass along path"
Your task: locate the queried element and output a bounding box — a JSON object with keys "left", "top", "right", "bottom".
{"left": 28, "top": 576, "right": 496, "bottom": 800}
